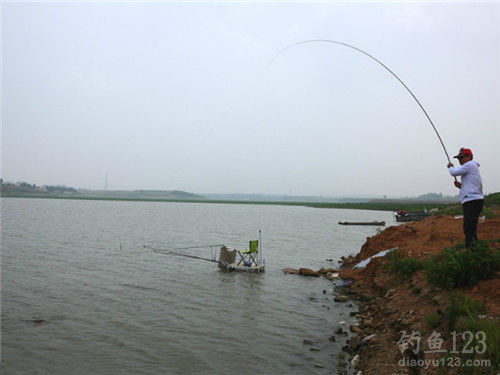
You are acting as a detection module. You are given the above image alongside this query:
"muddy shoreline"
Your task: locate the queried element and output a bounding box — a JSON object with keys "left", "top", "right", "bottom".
{"left": 288, "top": 214, "right": 500, "bottom": 374}
{"left": 336, "top": 215, "right": 499, "bottom": 375}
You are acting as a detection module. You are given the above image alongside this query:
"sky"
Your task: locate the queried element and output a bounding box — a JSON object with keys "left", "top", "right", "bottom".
{"left": 2, "top": 1, "right": 499, "bottom": 197}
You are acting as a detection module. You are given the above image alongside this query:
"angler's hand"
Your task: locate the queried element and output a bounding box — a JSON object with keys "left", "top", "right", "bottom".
{"left": 447, "top": 162, "right": 454, "bottom": 168}
{"left": 454, "top": 181, "right": 461, "bottom": 189}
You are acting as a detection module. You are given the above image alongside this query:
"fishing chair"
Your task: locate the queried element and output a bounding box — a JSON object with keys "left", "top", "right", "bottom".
{"left": 236, "top": 240, "right": 259, "bottom": 266}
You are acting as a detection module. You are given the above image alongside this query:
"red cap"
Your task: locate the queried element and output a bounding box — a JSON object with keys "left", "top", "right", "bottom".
{"left": 453, "top": 148, "right": 472, "bottom": 159}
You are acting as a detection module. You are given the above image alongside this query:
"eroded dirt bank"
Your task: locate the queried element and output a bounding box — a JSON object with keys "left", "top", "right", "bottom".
{"left": 336, "top": 215, "right": 500, "bottom": 374}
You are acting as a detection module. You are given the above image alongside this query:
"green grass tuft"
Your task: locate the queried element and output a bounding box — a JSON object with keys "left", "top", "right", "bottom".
{"left": 446, "top": 293, "right": 486, "bottom": 329}
{"left": 465, "top": 318, "right": 500, "bottom": 369}
{"left": 484, "top": 192, "right": 500, "bottom": 205}
{"left": 411, "top": 285, "right": 422, "bottom": 294}
{"left": 444, "top": 293, "right": 499, "bottom": 371}
{"left": 424, "top": 240, "right": 500, "bottom": 289}
{"left": 382, "top": 250, "right": 424, "bottom": 278}
{"left": 425, "top": 311, "right": 440, "bottom": 329}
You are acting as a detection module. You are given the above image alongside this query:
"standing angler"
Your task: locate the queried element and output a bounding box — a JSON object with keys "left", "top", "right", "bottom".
{"left": 447, "top": 148, "right": 484, "bottom": 249}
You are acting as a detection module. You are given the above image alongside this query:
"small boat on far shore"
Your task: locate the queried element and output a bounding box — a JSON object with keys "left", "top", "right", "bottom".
{"left": 394, "top": 210, "right": 431, "bottom": 222}
{"left": 338, "top": 221, "right": 385, "bottom": 226}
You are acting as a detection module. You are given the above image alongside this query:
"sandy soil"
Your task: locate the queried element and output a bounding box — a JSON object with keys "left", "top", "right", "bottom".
{"left": 335, "top": 215, "right": 500, "bottom": 375}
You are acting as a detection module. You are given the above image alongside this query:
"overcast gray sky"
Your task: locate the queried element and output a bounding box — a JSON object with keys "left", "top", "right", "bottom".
{"left": 2, "top": 2, "right": 499, "bottom": 197}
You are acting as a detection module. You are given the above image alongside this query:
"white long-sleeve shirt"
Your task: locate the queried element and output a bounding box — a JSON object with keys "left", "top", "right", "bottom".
{"left": 448, "top": 160, "right": 483, "bottom": 204}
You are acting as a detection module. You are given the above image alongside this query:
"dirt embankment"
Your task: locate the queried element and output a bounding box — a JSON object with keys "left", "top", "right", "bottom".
{"left": 337, "top": 215, "right": 500, "bottom": 374}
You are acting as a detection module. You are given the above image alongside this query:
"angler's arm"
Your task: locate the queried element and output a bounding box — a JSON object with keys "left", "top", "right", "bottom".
{"left": 448, "top": 163, "right": 470, "bottom": 177}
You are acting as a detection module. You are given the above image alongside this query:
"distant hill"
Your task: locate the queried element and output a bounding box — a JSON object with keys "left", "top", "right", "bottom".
{"left": 133, "top": 189, "right": 204, "bottom": 199}
{"left": 1, "top": 180, "right": 204, "bottom": 200}
{"left": 80, "top": 189, "right": 205, "bottom": 200}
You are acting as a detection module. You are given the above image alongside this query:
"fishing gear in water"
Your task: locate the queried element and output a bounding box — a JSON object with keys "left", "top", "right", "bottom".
{"left": 270, "top": 39, "right": 456, "bottom": 180}
{"left": 143, "top": 244, "right": 224, "bottom": 264}
{"left": 144, "top": 232, "right": 266, "bottom": 273}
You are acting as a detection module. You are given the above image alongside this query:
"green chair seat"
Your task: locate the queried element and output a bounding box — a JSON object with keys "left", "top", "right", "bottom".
{"left": 236, "top": 240, "right": 259, "bottom": 266}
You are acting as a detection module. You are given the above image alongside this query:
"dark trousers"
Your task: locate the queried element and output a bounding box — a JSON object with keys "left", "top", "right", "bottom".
{"left": 462, "top": 199, "right": 484, "bottom": 249}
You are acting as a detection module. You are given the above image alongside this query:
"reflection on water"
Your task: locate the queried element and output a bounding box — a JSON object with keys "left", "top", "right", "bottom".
{"left": 1, "top": 198, "right": 393, "bottom": 374}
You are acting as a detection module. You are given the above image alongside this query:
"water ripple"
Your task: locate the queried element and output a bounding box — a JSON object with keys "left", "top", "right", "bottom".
{"left": 2, "top": 198, "right": 394, "bottom": 374}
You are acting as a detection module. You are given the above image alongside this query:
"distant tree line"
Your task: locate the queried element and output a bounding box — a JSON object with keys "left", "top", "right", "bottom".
{"left": 45, "top": 185, "right": 77, "bottom": 193}
{"left": 1, "top": 179, "right": 77, "bottom": 193}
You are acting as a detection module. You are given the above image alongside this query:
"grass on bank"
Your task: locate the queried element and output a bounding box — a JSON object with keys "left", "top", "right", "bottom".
{"left": 446, "top": 293, "right": 486, "bottom": 329}
{"left": 381, "top": 244, "right": 499, "bottom": 370}
{"left": 444, "top": 293, "right": 499, "bottom": 373}
{"left": 382, "top": 250, "right": 424, "bottom": 278}
{"left": 382, "top": 240, "right": 499, "bottom": 289}
{"left": 425, "top": 311, "right": 441, "bottom": 329}
{"left": 465, "top": 317, "right": 500, "bottom": 370}
{"left": 425, "top": 240, "right": 500, "bottom": 289}
{"left": 307, "top": 201, "right": 451, "bottom": 212}
{"left": 441, "top": 204, "right": 497, "bottom": 219}
{"left": 440, "top": 192, "right": 500, "bottom": 219}
{"left": 484, "top": 192, "right": 500, "bottom": 205}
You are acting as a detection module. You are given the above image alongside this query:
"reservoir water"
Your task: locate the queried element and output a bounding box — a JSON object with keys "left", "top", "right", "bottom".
{"left": 1, "top": 198, "right": 394, "bottom": 374}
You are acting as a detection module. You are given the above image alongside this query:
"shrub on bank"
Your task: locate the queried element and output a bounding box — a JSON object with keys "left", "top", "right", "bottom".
{"left": 465, "top": 317, "right": 500, "bottom": 369}
{"left": 382, "top": 250, "right": 423, "bottom": 278}
{"left": 445, "top": 293, "right": 499, "bottom": 372}
{"left": 446, "top": 293, "right": 486, "bottom": 329}
{"left": 425, "top": 311, "right": 440, "bottom": 329}
{"left": 424, "top": 240, "right": 500, "bottom": 290}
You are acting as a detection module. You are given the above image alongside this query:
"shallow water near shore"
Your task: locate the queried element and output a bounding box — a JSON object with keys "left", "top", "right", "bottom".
{"left": 1, "top": 198, "right": 394, "bottom": 374}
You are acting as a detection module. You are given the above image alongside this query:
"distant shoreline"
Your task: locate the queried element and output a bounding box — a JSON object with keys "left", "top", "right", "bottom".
{"left": 1, "top": 193, "right": 454, "bottom": 213}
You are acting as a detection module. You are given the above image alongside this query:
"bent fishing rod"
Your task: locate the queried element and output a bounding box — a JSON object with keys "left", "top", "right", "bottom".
{"left": 270, "top": 39, "right": 456, "bottom": 179}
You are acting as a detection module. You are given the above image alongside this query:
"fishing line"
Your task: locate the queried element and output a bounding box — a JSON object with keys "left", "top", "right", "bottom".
{"left": 149, "top": 244, "right": 225, "bottom": 251}
{"left": 270, "top": 39, "right": 455, "bottom": 176}
{"left": 143, "top": 245, "right": 224, "bottom": 264}
{"left": 106, "top": 243, "right": 225, "bottom": 257}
